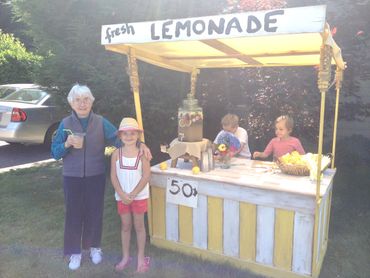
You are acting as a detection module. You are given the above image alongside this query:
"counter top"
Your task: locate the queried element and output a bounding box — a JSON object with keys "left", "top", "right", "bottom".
{"left": 151, "top": 158, "right": 335, "bottom": 198}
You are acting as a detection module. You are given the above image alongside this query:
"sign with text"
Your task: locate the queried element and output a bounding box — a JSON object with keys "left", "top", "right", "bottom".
{"left": 101, "top": 5, "right": 326, "bottom": 45}
{"left": 166, "top": 177, "right": 198, "bottom": 208}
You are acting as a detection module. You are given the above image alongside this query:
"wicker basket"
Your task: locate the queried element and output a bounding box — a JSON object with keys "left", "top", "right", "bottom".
{"left": 276, "top": 159, "right": 310, "bottom": 176}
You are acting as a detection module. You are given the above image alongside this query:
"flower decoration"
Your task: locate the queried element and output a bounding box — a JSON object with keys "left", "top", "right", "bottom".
{"left": 218, "top": 144, "right": 227, "bottom": 152}
{"left": 224, "top": 0, "right": 286, "bottom": 13}
{"left": 214, "top": 131, "right": 241, "bottom": 168}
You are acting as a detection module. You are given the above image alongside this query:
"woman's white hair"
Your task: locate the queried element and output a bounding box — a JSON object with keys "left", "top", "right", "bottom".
{"left": 67, "top": 84, "right": 95, "bottom": 104}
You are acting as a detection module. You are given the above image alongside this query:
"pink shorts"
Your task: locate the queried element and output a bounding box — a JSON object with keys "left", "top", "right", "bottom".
{"left": 117, "top": 199, "right": 148, "bottom": 214}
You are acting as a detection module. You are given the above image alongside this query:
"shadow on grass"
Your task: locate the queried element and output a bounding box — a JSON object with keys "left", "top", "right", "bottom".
{"left": 0, "top": 162, "right": 369, "bottom": 277}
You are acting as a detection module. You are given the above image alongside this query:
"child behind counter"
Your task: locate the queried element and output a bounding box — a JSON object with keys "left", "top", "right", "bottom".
{"left": 214, "top": 113, "right": 251, "bottom": 159}
{"left": 110, "top": 117, "right": 151, "bottom": 273}
{"left": 253, "top": 115, "right": 305, "bottom": 161}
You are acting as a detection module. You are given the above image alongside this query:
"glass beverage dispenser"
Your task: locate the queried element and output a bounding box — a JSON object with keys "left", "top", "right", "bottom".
{"left": 178, "top": 93, "right": 203, "bottom": 142}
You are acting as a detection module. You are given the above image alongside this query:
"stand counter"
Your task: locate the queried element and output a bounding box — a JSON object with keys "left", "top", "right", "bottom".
{"left": 149, "top": 158, "right": 335, "bottom": 278}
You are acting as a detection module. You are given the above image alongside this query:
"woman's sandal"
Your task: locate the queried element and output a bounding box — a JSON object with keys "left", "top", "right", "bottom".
{"left": 135, "top": 256, "right": 150, "bottom": 273}
{"left": 114, "top": 257, "right": 132, "bottom": 272}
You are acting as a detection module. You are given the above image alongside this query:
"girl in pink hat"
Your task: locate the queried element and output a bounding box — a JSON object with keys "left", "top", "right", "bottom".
{"left": 110, "top": 117, "right": 151, "bottom": 273}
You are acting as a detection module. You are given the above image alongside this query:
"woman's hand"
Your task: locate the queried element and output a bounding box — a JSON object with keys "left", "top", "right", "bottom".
{"left": 139, "top": 143, "right": 152, "bottom": 161}
{"left": 65, "top": 135, "right": 74, "bottom": 148}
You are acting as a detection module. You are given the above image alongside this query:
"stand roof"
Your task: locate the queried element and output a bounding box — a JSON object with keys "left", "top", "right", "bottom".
{"left": 102, "top": 5, "right": 345, "bottom": 72}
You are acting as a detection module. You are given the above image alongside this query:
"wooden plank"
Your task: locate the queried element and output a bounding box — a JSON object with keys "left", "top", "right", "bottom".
{"left": 151, "top": 160, "right": 336, "bottom": 199}
{"left": 208, "top": 196, "right": 223, "bottom": 253}
{"left": 317, "top": 194, "right": 328, "bottom": 263}
{"left": 256, "top": 206, "right": 275, "bottom": 265}
{"left": 274, "top": 208, "right": 294, "bottom": 270}
{"left": 223, "top": 199, "right": 240, "bottom": 257}
{"left": 201, "top": 39, "right": 262, "bottom": 65}
{"left": 152, "top": 237, "right": 316, "bottom": 278}
{"left": 193, "top": 194, "right": 208, "bottom": 249}
{"left": 292, "top": 212, "right": 314, "bottom": 275}
{"left": 179, "top": 205, "right": 193, "bottom": 245}
{"left": 166, "top": 203, "right": 179, "bottom": 242}
{"left": 240, "top": 202, "right": 256, "bottom": 261}
{"left": 324, "top": 190, "right": 332, "bottom": 242}
{"left": 151, "top": 174, "right": 316, "bottom": 214}
{"left": 151, "top": 186, "right": 165, "bottom": 238}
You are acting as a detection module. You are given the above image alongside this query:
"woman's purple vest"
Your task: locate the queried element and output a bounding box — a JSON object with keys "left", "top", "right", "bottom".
{"left": 62, "top": 112, "right": 105, "bottom": 177}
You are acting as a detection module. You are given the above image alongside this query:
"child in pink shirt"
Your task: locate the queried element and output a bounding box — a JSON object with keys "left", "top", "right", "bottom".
{"left": 253, "top": 115, "right": 305, "bottom": 160}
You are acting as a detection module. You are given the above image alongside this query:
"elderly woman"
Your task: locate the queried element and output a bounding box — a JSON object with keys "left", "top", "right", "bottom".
{"left": 51, "top": 84, "right": 151, "bottom": 270}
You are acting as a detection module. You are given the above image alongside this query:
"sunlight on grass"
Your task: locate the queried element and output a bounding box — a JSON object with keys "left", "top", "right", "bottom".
{"left": 0, "top": 162, "right": 261, "bottom": 278}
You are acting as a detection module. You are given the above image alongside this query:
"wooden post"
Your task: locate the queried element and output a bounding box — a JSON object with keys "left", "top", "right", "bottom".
{"left": 312, "top": 42, "right": 332, "bottom": 276}
{"left": 127, "top": 48, "right": 153, "bottom": 238}
{"left": 331, "top": 68, "right": 343, "bottom": 169}
{"left": 127, "top": 48, "right": 145, "bottom": 142}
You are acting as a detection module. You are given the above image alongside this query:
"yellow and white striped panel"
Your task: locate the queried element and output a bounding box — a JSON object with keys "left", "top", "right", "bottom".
{"left": 150, "top": 186, "right": 166, "bottom": 239}
{"left": 240, "top": 202, "right": 256, "bottom": 261}
{"left": 149, "top": 174, "right": 333, "bottom": 277}
{"left": 207, "top": 196, "right": 223, "bottom": 253}
{"left": 313, "top": 190, "right": 331, "bottom": 272}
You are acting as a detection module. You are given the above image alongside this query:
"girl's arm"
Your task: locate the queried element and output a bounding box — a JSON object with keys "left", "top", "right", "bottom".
{"left": 110, "top": 150, "right": 132, "bottom": 204}
{"left": 295, "top": 139, "right": 306, "bottom": 155}
{"left": 128, "top": 156, "right": 151, "bottom": 199}
{"left": 253, "top": 139, "right": 273, "bottom": 159}
{"left": 253, "top": 151, "right": 268, "bottom": 159}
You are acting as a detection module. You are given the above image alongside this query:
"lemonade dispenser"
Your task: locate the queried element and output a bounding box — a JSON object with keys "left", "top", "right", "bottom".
{"left": 178, "top": 93, "right": 203, "bottom": 142}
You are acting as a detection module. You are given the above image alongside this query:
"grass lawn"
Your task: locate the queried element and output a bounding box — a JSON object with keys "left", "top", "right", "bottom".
{"left": 0, "top": 162, "right": 261, "bottom": 278}
{"left": 0, "top": 162, "right": 369, "bottom": 278}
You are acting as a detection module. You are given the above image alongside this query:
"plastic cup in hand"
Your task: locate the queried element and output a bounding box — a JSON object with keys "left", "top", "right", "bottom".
{"left": 72, "top": 132, "right": 85, "bottom": 149}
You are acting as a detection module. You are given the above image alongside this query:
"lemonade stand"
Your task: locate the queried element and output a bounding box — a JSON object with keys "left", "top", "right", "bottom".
{"left": 101, "top": 5, "right": 345, "bottom": 278}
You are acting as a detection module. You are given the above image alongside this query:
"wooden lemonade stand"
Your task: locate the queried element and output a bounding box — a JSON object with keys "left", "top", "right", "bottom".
{"left": 101, "top": 5, "right": 345, "bottom": 278}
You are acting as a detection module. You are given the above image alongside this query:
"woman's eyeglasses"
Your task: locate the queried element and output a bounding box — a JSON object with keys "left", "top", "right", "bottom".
{"left": 74, "top": 97, "right": 91, "bottom": 105}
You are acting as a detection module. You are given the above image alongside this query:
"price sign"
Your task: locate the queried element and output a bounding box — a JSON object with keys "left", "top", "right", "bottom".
{"left": 166, "top": 177, "right": 198, "bottom": 208}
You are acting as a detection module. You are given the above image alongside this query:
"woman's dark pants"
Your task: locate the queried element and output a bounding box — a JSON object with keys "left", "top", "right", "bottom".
{"left": 63, "top": 174, "right": 106, "bottom": 256}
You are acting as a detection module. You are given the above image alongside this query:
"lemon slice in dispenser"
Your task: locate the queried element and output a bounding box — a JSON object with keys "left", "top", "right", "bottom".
{"left": 179, "top": 118, "right": 186, "bottom": 128}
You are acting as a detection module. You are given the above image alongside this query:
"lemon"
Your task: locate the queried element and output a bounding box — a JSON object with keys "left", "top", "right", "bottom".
{"left": 192, "top": 166, "right": 200, "bottom": 174}
{"left": 159, "top": 162, "right": 168, "bottom": 170}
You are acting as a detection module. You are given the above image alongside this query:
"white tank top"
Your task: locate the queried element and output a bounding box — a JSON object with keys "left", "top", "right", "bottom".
{"left": 114, "top": 149, "right": 149, "bottom": 201}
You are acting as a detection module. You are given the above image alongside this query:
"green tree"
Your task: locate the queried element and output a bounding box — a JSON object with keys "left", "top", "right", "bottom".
{"left": 9, "top": 0, "right": 369, "bottom": 162}
{"left": 0, "top": 30, "right": 42, "bottom": 83}
{"left": 9, "top": 0, "right": 224, "bottom": 155}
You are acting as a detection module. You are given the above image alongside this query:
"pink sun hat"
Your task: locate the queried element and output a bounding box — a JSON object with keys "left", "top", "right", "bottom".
{"left": 118, "top": 117, "right": 143, "bottom": 132}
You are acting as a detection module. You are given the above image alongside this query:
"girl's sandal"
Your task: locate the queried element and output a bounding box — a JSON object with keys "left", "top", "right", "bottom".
{"left": 114, "top": 257, "right": 132, "bottom": 272}
{"left": 135, "top": 257, "right": 150, "bottom": 273}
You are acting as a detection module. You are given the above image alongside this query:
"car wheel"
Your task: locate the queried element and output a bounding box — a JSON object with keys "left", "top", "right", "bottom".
{"left": 44, "top": 123, "right": 59, "bottom": 147}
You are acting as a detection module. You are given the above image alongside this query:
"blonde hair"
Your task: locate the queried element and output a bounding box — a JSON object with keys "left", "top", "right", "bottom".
{"left": 67, "top": 84, "right": 95, "bottom": 105}
{"left": 221, "top": 113, "right": 239, "bottom": 128}
{"left": 275, "top": 115, "right": 294, "bottom": 131}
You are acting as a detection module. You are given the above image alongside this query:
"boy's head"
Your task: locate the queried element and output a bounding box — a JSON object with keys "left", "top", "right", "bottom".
{"left": 221, "top": 114, "right": 239, "bottom": 133}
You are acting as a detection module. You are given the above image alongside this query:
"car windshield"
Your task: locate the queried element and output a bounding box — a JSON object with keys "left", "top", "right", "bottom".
{"left": 0, "top": 87, "right": 17, "bottom": 98}
{"left": 3, "top": 88, "right": 48, "bottom": 104}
